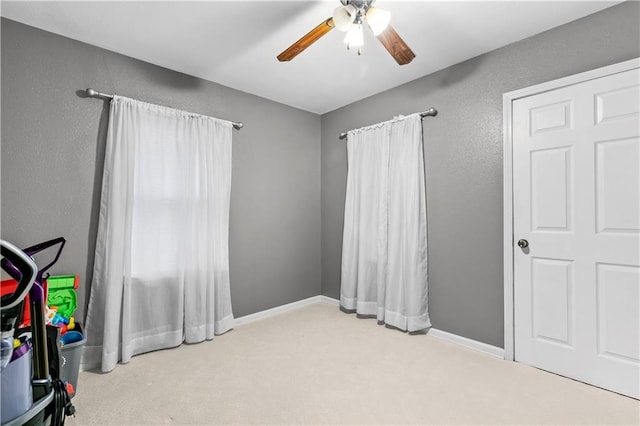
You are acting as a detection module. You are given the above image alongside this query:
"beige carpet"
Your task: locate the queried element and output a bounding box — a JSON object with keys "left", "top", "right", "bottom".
{"left": 66, "top": 302, "right": 639, "bottom": 425}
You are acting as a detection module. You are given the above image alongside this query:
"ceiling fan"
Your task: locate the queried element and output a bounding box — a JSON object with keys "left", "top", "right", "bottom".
{"left": 277, "top": 0, "right": 415, "bottom": 65}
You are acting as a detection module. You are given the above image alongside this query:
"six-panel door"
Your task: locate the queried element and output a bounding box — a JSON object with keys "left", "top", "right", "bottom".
{"left": 513, "top": 68, "right": 639, "bottom": 399}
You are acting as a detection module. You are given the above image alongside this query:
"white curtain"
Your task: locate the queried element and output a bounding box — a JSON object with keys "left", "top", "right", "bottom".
{"left": 340, "top": 114, "right": 430, "bottom": 332}
{"left": 84, "top": 96, "right": 235, "bottom": 373}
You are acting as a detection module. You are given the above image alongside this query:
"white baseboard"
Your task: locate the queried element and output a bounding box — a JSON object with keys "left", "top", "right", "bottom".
{"left": 234, "top": 295, "right": 334, "bottom": 326}
{"left": 427, "top": 328, "right": 505, "bottom": 359}
{"left": 310, "top": 296, "right": 505, "bottom": 359}
{"left": 83, "top": 296, "right": 337, "bottom": 371}
{"left": 318, "top": 295, "right": 340, "bottom": 306}
{"left": 82, "top": 295, "right": 504, "bottom": 371}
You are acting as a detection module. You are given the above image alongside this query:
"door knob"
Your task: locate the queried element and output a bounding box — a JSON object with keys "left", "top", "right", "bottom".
{"left": 517, "top": 239, "right": 529, "bottom": 248}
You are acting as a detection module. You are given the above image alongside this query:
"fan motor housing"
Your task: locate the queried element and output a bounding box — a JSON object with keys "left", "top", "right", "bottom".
{"left": 342, "top": 0, "right": 376, "bottom": 11}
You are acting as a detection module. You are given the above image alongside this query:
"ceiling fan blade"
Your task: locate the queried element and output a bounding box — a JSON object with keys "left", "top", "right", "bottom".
{"left": 376, "top": 24, "right": 415, "bottom": 65}
{"left": 277, "top": 18, "right": 335, "bottom": 62}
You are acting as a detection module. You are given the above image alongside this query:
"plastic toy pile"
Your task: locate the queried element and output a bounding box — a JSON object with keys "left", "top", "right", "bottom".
{"left": 45, "top": 275, "right": 83, "bottom": 347}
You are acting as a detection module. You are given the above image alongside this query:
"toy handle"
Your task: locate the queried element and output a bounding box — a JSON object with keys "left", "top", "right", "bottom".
{"left": 0, "top": 240, "right": 37, "bottom": 310}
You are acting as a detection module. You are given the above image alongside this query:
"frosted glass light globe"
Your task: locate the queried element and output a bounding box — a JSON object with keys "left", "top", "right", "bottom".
{"left": 366, "top": 7, "right": 391, "bottom": 36}
{"left": 333, "top": 4, "right": 357, "bottom": 32}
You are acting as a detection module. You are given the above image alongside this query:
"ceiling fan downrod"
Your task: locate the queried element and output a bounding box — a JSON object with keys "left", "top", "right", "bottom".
{"left": 339, "top": 0, "right": 376, "bottom": 10}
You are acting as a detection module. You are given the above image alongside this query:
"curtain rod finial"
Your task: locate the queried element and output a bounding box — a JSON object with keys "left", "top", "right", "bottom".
{"left": 422, "top": 107, "right": 437, "bottom": 117}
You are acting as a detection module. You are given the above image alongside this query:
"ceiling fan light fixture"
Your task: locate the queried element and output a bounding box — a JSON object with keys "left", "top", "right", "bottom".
{"left": 333, "top": 4, "right": 357, "bottom": 32}
{"left": 277, "top": 0, "right": 414, "bottom": 65}
{"left": 365, "top": 6, "right": 390, "bottom": 36}
{"left": 344, "top": 22, "right": 364, "bottom": 50}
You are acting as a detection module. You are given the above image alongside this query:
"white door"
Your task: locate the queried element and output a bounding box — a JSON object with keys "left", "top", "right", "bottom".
{"left": 513, "top": 67, "right": 640, "bottom": 399}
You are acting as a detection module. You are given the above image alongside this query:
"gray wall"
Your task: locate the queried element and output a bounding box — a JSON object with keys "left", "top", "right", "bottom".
{"left": 2, "top": 2, "right": 639, "bottom": 350}
{"left": 321, "top": 1, "right": 640, "bottom": 347}
{"left": 1, "top": 18, "right": 322, "bottom": 320}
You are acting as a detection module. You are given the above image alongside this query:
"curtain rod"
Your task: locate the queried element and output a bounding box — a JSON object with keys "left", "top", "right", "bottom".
{"left": 338, "top": 107, "right": 437, "bottom": 140}
{"left": 85, "top": 88, "right": 244, "bottom": 130}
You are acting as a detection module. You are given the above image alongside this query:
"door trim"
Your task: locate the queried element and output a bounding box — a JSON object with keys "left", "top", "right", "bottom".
{"left": 502, "top": 58, "right": 640, "bottom": 361}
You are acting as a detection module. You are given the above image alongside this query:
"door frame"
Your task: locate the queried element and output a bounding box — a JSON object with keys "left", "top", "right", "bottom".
{"left": 502, "top": 57, "right": 640, "bottom": 361}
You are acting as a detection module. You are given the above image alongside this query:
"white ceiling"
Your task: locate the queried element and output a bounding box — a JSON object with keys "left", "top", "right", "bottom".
{"left": 1, "top": 1, "right": 622, "bottom": 114}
